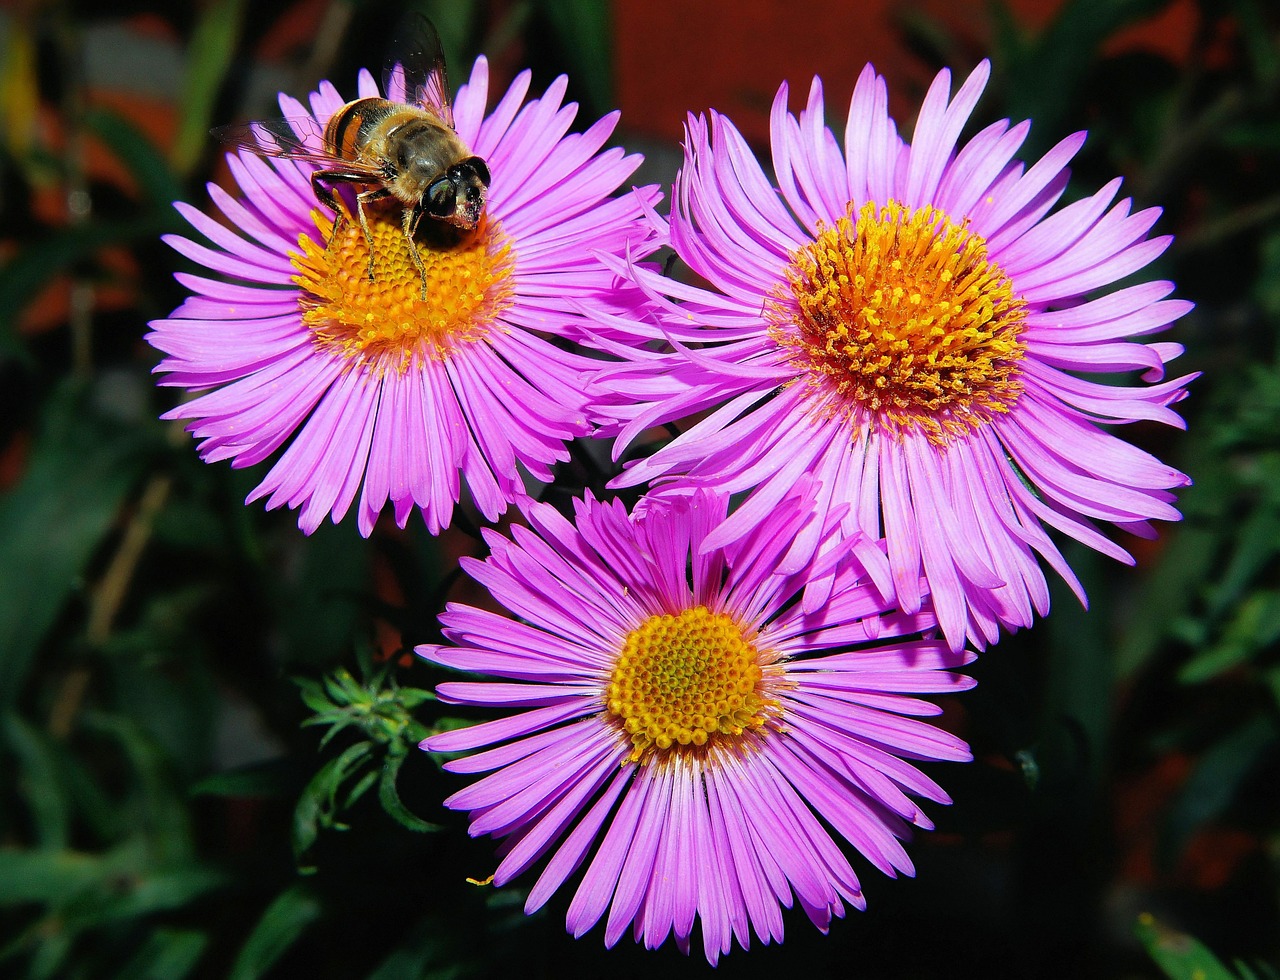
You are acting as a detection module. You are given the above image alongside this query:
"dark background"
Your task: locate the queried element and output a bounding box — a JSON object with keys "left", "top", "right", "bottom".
{"left": 1, "top": 0, "right": 1277, "bottom": 976}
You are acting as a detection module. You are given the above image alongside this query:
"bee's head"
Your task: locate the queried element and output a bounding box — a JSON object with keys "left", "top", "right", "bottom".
{"left": 421, "top": 156, "right": 490, "bottom": 231}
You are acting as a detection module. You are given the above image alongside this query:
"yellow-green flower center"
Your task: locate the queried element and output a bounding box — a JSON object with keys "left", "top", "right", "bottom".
{"left": 291, "top": 206, "right": 514, "bottom": 373}
{"left": 774, "top": 200, "right": 1027, "bottom": 444}
{"left": 606, "top": 606, "right": 778, "bottom": 765}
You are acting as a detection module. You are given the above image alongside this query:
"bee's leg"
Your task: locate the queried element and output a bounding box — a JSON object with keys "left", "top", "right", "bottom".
{"left": 309, "top": 173, "right": 341, "bottom": 215}
{"left": 401, "top": 206, "right": 430, "bottom": 301}
{"left": 309, "top": 171, "right": 362, "bottom": 234}
{"left": 310, "top": 170, "right": 384, "bottom": 277}
{"left": 354, "top": 188, "right": 391, "bottom": 282}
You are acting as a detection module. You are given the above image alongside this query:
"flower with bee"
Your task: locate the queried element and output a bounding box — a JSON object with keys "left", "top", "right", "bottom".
{"left": 148, "top": 21, "right": 659, "bottom": 535}
{"left": 212, "top": 20, "right": 491, "bottom": 299}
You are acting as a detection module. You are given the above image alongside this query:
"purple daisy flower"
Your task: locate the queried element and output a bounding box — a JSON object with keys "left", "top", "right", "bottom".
{"left": 590, "top": 61, "right": 1195, "bottom": 651}
{"left": 148, "top": 59, "right": 657, "bottom": 535}
{"left": 422, "top": 485, "right": 974, "bottom": 964}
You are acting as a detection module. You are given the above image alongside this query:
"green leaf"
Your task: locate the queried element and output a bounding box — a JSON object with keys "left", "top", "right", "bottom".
{"left": 172, "top": 0, "right": 247, "bottom": 176}
{"left": 1043, "top": 545, "right": 1113, "bottom": 789}
{"left": 295, "top": 677, "right": 332, "bottom": 715}
{"left": 994, "top": 0, "right": 1177, "bottom": 146}
{"left": 1178, "top": 589, "right": 1280, "bottom": 683}
{"left": 26, "top": 930, "right": 74, "bottom": 980}
{"left": 366, "top": 916, "right": 471, "bottom": 980}
{"left": 108, "top": 647, "right": 218, "bottom": 784}
{"left": 82, "top": 712, "right": 195, "bottom": 865}
{"left": 115, "top": 928, "right": 208, "bottom": 980}
{"left": 4, "top": 714, "right": 70, "bottom": 849}
{"left": 1117, "top": 489, "right": 1229, "bottom": 677}
{"left": 75, "top": 866, "right": 227, "bottom": 926}
{"left": 1135, "top": 913, "right": 1243, "bottom": 980}
{"left": 148, "top": 496, "right": 227, "bottom": 551}
{"left": 1216, "top": 121, "right": 1280, "bottom": 153}
{"left": 84, "top": 107, "right": 184, "bottom": 205}
{"left": 0, "top": 848, "right": 102, "bottom": 904}
{"left": 416, "top": 0, "right": 479, "bottom": 66}
{"left": 1204, "top": 505, "right": 1280, "bottom": 621}
{"left": 228, "top": 885, "right": 322, "bottom": 980}
{"left": 272, "top": 520, "right": 370, "bottom": 668}
{"left": 292, "top": 740, "right": 373, "bottom": 861}
{"left": 1230, "top": 0, "right": 1280, "bottom": 85}
{"left": 1256, "top": 231, "right": 1280, "bottom": 319}
{"left": 1265, "top": 665, "right": 1280, "bottom": 713}
{"left": 0, "top": 382, "right": 152, "bottom": 710}
{"left": 190, "top": 759, "right": 294, "bottom": 799}
{"left": 397, "top": 687, "right": 433, "bottom": 710}
{"left": 533, "top": 0, "right": 612, "bottom": 114}
{"left": 0, "top": 841, "right": 224, "bottom": 917}
{"left": 341, "top": 769, "right": 379, "bottom": 811}
{"left": 323, "top": 667, "right": 364, "bottom": 706}
{"left": 1160, "top": 715, "right": 1277, "bottom": 868}
{"left": 58, "top": 741, "right": 129, "bottom": 842}
{"left": 378, "top": 748, "right": 440, "bottom": 833}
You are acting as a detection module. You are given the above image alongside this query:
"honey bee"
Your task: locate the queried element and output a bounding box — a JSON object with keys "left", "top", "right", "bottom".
{"left": 213, "top": 16, "right": 489, "bottom": 298}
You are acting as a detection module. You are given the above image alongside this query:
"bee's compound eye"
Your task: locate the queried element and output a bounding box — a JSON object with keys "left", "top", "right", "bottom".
{"left": 425, "top": 177, "right": 455, "bottom": 217}
{"left": 466, "top": 157, "right": 490, "bottom": 186}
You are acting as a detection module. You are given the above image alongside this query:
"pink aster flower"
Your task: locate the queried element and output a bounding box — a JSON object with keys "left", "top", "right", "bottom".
{"left": 422, "top": 485, "right": 974, "bottom": 964}
{"left": 591, "top": 61, "right": 1194, "bottom": 651}
{"left": 147, "top": 59, "right": 657, "bottom": 535}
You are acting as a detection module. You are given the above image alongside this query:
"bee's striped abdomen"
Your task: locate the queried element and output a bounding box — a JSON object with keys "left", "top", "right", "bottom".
{"left": 324, "top": 98, "right": 398, "bottom": 161}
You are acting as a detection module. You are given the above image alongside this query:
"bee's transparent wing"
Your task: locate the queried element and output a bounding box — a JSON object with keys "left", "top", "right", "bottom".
{"left": 384, "top": 13, "right": 455, "bottom": 129}
{"left": 211, "top": 116, "right": 341, "bottom": 165}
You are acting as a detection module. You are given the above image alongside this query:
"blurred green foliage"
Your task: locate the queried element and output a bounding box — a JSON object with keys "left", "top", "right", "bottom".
{"left": 1136, "top": 913, "right": 1280, "bottom": 980}
{"left": 291, "top": 654, "right": 437, "bottom": 869}
{"left": 0, "top": 0, "right": 1276, "bottom": 977}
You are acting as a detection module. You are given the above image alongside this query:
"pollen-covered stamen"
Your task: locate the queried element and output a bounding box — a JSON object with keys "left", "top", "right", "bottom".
{"left": 606, "top": 606, "right": 779, "bottom": 765}
{"left": 774, "top": 200, "right": 1027, "bottom": 444}
{"left": 291, "top": 206, "right": 514, "bottom": 372}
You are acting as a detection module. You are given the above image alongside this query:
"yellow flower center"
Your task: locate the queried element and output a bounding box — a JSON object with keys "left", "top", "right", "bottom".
{"left": 606, "top": 606, "right": 779, "bottom": 765}
{"left": 774, "top": 200, "right": 1027, "bottom": 444}
{"left": 291, "top": 206, "right": 514, "bottom": 372}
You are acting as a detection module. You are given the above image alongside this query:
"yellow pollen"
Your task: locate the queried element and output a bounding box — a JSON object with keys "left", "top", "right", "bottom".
{"left": 773, "top": 200, "right": 1027, "bottom": 444}
{"left": 291, "top": 207, "right": 514, "bottom": 372}
{"left": 606, "top": 606, "right": 779, "bottom": 765}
